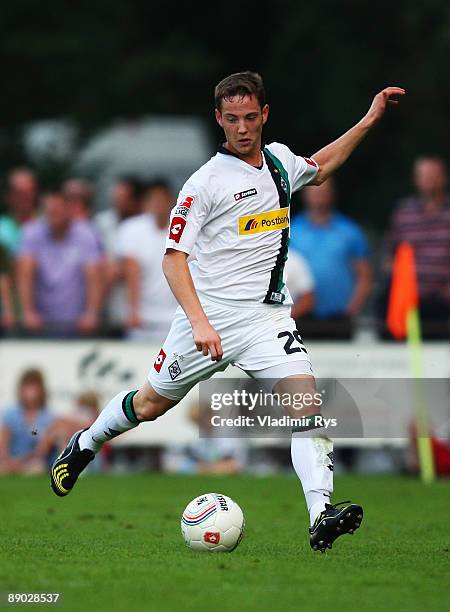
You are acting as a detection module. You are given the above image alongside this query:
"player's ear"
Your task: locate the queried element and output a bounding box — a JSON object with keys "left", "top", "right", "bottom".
{"left": 262, "top": 104, "right": 269, "bottom": 125}
{"left": 215, "top": 108, "right": 223, "bottom": 128}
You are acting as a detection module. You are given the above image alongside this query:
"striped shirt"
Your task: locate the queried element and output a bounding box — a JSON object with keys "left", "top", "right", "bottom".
{"left": 386, "top": 195, "right": 450, "bottom": 298}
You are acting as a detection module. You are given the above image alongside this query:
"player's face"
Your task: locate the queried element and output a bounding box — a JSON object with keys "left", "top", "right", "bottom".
{"left": 215, "top": 95, "right": 269, "bottom": 158}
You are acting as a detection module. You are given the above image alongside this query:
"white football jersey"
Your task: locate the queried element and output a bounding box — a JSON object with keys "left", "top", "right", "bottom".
{"left": 165, "top": 142, "right": 318, "bottom": 306}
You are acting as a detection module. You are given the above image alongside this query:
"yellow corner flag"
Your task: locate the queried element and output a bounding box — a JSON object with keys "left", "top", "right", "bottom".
{"left": 387, "top": 242, "right": 435, "bottom": 482}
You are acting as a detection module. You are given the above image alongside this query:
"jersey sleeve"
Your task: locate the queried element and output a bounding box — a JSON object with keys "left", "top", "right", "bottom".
{"left": 165, "top": 181, "right": 211, "bottom": 255}
{"left": 291, "top": 153, "right": 319, "bottom": 191}
{"left": 267, "top": 142, "right": 319, "bottom": 193}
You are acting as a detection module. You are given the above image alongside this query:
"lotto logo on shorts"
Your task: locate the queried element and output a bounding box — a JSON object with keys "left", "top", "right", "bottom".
{"left": 238, "top": 207, "right": 289, "bottom": 235}
{"left": 154, "top": 348, "right": 166, "bottom": 373}
{"left": 169, "top": 216, "right": 186, "bottom": 242}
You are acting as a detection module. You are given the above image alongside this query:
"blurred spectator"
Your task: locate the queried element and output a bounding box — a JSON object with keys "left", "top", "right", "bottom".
{"left": 163, "top": 403, "right": 247, "bottom": 474}
{"left": 94, "top": 175, "right": 144, "bottom": 255}
{"left": 285, "top": 249, "right": 315, "bottom": 320}
{"left": 0, "top": 369, "right": 53, "bottom": 474}
{"left": 0, "top": 168, "right": 38, "bottom": 255}
{"left": 62, "top": 178, "right": 94, "bottom": 222}
{"left": 290, "top": 178, "right": 372, "bottom": 319}
{"left": 17, "top": 191, "right": 102, "bottom": 337}
{"left": 0, "top": 244, "right": 15, "bottom": 331}
{"left": 116, "top": 179, "right": 177, "bottom": 342}
{"left": 62, "top": 178, "right": 104, "bottom": 253}
{"left": 31, "top": 391, "right": 107, "bottom": 471}
{"left": 382, "top": 156, "right": 450, "bottom": 323}
{"left": 94, "top": 176, "right": 144, "bottom": 334}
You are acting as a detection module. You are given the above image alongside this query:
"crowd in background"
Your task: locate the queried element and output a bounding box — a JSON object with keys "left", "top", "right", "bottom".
{"left": 0, "top": 155, "right": 449, "bottom": 342}
{"left": 2, "top": 367, "right": 450, "bottom": 477}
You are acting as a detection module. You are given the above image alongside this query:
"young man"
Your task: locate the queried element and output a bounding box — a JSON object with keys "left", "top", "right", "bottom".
{"left": 51, "top": 72, "right": 405, "bottom": 552}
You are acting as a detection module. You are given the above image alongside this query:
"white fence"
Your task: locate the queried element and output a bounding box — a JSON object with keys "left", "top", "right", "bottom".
{"left": 0, "top": 340, "right": 449, "bottom": 447}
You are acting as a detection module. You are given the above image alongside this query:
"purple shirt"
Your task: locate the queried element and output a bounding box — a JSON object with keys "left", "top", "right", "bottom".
{"left": 386, "top": 195, "right": 450, "bottom": 299}
{"left": 19, "top": 219, "right": 101, "bottom": 322}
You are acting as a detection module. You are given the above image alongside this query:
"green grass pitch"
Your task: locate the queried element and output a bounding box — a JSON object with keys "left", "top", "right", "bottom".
{"left": 0, "top": 474, "right": 448, "bottom": 611}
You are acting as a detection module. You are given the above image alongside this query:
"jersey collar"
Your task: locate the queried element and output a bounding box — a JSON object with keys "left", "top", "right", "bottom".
{"left": 217, "top": 143, "right": 265, "bottom": 170}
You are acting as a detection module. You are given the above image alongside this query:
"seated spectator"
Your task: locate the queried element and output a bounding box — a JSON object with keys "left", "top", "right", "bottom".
{"left": 0, "top": 168, "right": 38, "bottom": 255}
{"left": 116, "top": 179, "right": 178, "bottom": 342}
{"left": 0, "top": 369, "right": 54, "bottom": 474}
{"left": 17, "top": 191, "right": 102, "bottom": 337}
{"left": 285, "top": 249, "right": 315, "bottom": 320}
{"left": 163, "top": 403, "right": 247, "bottom": 475}
{"left": 290, "top": 178, "right": 372, "bottom": 320}
{"left": 30, "top": 391, "right": 107, "bottom": 472}
{"left": 0, "top": 244, "right": 15, "bottom": 332}
{"left": 94, "top": 176, "right": 144, "bottom": 334}
{"left": 382, "top": 156, "right": 450, "bottom": 326}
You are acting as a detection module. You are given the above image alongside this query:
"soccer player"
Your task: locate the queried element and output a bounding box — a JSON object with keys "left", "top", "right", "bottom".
{"left": 51, "top": 72, "right": 405, "bottom": 552}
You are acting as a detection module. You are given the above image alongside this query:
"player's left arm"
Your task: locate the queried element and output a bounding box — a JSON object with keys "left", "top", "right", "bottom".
{"left": 310, "top": 87, "right": 406, "bottom": 185}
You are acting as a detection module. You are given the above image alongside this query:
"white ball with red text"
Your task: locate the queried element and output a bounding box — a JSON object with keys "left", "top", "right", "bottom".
{"left": 181, "top": 493, "right": 245, "bottom": 552}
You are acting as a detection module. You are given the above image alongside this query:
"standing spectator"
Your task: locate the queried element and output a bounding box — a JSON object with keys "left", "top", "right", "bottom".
{"left": 290, "top": 178, "right": 372, "bottom": 319}
{"left": 62, "top": 178, "right": 104, "bottom": 253}
{"left": 383, "top": 156, "right": 450, "bottom": 322}
{"left": 0, "top": 244, "right": 15, "bottom": 331}
{"left": 94, "top": 176, "right": 143, "bottom": 256}
{"left": 285, "top": 249, "right": 315, "bottom": 320}
{"left": 17, "top": 191, "right": 102, "bottom": 337}
{"left": 0, "top": 168, "right": 38, "bottom": 255}
{"left": 94, "top": 176, "right": 144, "bottom": 333}
{"left": 116, "top": 179, "right": 178, "bottom": 342}
{"left": 0, "top": 368, "right": 53, "bottom": 474}
{"left": 62, "top": 178, "right": 94, "bottom": 222}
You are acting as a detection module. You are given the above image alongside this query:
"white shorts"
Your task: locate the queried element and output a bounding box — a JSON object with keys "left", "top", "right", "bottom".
{"left": 148, "top": 298, "right": 313, "bottom": 401}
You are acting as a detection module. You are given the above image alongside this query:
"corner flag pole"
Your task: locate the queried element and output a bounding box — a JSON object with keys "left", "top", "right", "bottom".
{"left": 387, "top": 242, "right": 435, "bottom": 483}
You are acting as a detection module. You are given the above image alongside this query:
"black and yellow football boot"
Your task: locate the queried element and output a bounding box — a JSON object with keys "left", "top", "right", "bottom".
{"left": 50, "top": 429, "right": 94, "bottom": 497}
{"left": 309, "top": 501, "right": 363, "bottom": 552}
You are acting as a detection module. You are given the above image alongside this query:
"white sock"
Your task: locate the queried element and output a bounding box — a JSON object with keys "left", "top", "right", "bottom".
{"left": 291, "top": 433, "right": 334, "bottom": 526}
{"left": 78, "top": 390, "right": 140, "bottom": 453}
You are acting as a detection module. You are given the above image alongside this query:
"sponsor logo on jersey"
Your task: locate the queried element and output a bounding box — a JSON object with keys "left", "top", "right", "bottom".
{"left": 270, "top": 291, "right": 284, "bottom": 303}
{"left": 174, "top": 206, "right": 190, "bottom": 219}
{"left": 303, "top": 157, "right": 318, "bottom": 168}
{"left": 169, "top": 216, "right": 186, "bottom": 242}
{"left": 238, "top": 208, "right": 289, "bottom": 235}
{"left": 179, "top": 195, "right": 194, "bottom": 208}
{"left": 203, "top": 531, "right": 221, "bottom": 544}
{"left": 234, "top": 187, "right": 257, "bottom": 201}
{"left": 244, "top": 218, "right": 258, "bottom": 231}
{"left": 154, "top": 348, "right": 166, "bottom": 373}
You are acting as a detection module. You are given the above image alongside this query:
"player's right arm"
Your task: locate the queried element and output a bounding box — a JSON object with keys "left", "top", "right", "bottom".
{"left": 162, "top": 181, "right": 223, "bottom": 362}
{"left": 162, "top": 249, "right": 223, "bottom": 361}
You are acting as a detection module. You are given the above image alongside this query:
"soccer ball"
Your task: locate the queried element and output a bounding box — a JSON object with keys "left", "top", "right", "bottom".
{"left": 181, "top": 492, "right": 245, "bottom": 552}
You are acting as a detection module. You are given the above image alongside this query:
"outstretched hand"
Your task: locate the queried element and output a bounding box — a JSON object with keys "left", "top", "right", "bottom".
{"left": 365, "top": 87, "right": 406, "bottom": 125}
